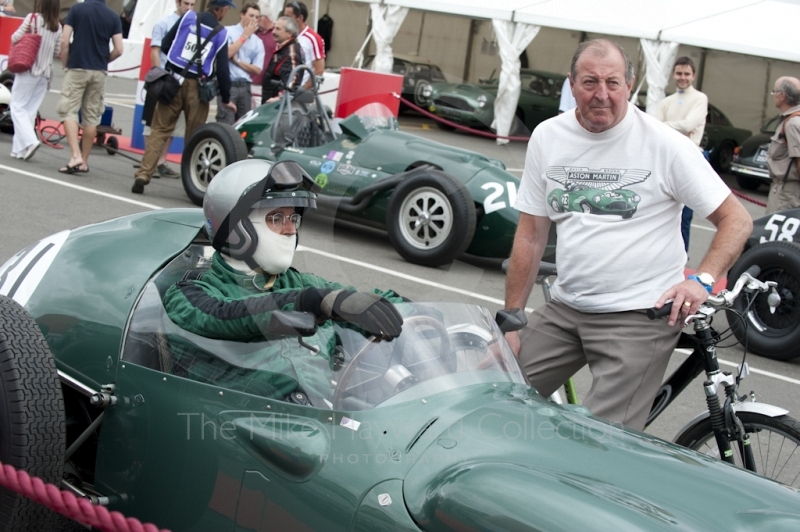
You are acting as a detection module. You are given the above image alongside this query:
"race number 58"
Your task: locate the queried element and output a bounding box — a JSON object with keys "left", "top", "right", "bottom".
{"left": 761, "top": 214, "right": 800, "bottom": 243}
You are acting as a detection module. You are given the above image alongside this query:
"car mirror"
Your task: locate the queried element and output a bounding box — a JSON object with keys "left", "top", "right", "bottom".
{"left": 495, "top": 308, "right": 527, "bottom": 333}
{"left": 268, "top": 311, "right": 318, "bottom": 337}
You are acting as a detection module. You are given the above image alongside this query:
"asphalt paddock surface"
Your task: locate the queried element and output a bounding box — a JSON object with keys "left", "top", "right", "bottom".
{"left": 1, "top": 64, "right": 797, "bottom": 446}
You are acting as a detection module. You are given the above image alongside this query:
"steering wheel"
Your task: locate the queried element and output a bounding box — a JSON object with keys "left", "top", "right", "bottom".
{"left": 331, "top": 315, "right": 454, "bottom": 410}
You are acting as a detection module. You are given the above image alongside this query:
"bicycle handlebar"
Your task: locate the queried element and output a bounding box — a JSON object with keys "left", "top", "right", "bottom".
{"left": 648, "top": 267, "right": 773, "bottom": 320}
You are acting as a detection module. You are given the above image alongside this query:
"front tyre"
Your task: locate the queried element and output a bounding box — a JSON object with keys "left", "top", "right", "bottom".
{"left": 387, "top": 169, "right": 476, "bottom": 267}
{"left": 726, "top": 241, "right": 800, "bottom": 360}
{"left": 675, "top": 412, "right": 800, "bottom": 487}
{"left": 181, "top": 123, "right": 248, "bottom": 206}
{"left": 0, "top": 296, "right": 65, "bottom": 529}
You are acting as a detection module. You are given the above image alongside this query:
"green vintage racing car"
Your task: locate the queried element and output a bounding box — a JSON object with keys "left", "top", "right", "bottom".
{"left": 3, "top": 209, "right": 800, "bottom": 531}
{"left": 417, "top": 69, "right": 566, "bottom": 134}
{"left": 180, "top": 75, "right": 536, "bottom": 267}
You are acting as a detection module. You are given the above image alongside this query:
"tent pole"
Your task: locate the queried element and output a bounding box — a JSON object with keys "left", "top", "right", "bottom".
{"left": 416, "top": 12, "right": 426, "bottom": 56}
{"left": 695, "top": 48, "right": 707, "bottom": 91}
{"left": 761, "top": 60, "right": 772, "bottom": 126}
{"left": 463, "top": 19, "right": 477, "bottom": 82}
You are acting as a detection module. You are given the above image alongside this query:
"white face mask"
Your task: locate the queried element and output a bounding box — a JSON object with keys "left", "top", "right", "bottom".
{"left": 247, "top": 209, "right": 296, "bottom": 274}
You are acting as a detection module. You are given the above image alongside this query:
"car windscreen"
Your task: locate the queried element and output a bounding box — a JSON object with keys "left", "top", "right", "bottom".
{"left": 122, "top": 255, "right": 525, "bottom": 412}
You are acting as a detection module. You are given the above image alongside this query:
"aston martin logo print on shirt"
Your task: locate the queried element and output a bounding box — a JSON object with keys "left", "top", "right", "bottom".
{"left": 545, "top": 167, "right": 650, "bottom": 219}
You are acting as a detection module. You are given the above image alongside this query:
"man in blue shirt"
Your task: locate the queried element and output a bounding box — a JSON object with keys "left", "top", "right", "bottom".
{"left": 142, "top": 0, "right": 197, "bottom": 179}
{"left": 216, "top": 2, "right": 265, "bottom": 124}
{"left": 56, "top": 0, "right": 123, "bottom": 174}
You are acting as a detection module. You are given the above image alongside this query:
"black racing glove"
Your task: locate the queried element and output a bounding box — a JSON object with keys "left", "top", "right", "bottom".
{"left": 295, "top": 288, "right": 403, "bottom": 338}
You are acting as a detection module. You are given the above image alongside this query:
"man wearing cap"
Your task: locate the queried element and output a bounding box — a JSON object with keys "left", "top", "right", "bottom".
{"left": 216, "top": 2, "right": 265, "bottom": 124}
{"left": 163, "top": 159, "right": 405, "bottom": 405}
{"left": 133, "top": 0, "right": 235, "bottom": 194}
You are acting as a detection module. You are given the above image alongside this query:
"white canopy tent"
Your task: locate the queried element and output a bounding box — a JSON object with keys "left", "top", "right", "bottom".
{"left": 352, "top": 0, "right": 800, "bottom": 143}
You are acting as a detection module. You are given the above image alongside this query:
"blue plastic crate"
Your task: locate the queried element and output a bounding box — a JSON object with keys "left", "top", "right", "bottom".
{"left": 78, "top": 105, "right": 113, "bottom": 127}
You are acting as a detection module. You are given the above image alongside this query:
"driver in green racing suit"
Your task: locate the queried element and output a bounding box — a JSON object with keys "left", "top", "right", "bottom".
{"left": 162, "top": 159, "right": 406, "bottom": 406}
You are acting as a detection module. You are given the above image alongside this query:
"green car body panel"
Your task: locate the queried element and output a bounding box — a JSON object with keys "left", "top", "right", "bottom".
{"left": 3, "top": 211, "right": 800, "bottom": 531}
{"left": 239, "top": 106, "right": 530, "bottom": 259}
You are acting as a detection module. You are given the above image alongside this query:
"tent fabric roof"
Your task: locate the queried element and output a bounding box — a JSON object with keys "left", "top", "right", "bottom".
{"left": 351, "top": 0, "right": 800, "bottom": 62}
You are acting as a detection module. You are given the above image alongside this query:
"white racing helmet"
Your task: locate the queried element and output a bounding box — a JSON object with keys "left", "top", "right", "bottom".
{"left": 203, "top": 159, "right": 319, "bottom": 267}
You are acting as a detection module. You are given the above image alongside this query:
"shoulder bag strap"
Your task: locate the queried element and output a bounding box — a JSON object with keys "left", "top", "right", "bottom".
{"left": 188, "top": 21, "right": 223, "bottom": 78}
{"left": 780, "top": 112, "right": 800, "bottom": 180}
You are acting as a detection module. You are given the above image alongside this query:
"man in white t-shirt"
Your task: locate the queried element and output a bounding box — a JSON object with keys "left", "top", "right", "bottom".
{"left": 504, "top": 39, "right": 752, "bottom": 431}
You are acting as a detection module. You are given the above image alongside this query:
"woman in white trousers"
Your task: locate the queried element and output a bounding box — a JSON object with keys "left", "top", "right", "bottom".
{"left": 10, "top": 0, "right": 61, "bottom": 160}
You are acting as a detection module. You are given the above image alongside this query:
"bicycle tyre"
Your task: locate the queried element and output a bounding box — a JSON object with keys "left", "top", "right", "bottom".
{"left": 675, "top": 412, "right": 800, "bottom": 487}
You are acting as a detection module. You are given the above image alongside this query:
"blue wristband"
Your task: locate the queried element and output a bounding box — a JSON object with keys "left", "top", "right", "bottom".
{"left": 688, "top": 274, "right": 712, "bottom": 293}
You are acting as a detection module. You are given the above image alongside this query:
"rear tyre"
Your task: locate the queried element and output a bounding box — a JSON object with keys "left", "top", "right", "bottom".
{"left": 387, "top": 169, "right": 476, "bottom": 267}
{"left": 181, "top": 123, "right": 248, "bottom": 206}
{"left": 675, "top": 412, "right": 800, "bottom": 488}
{"left": 0, "top": 70, "right": 14, "bottom": 92}
{"left": 735, "top": 174, "right": 762, "bottom": 191}
{"left": 726, "top": 241, "right": 800, "bottom": 360}
{"left": 105, "top": 135, "right": 119, "bottom": 156}
{"left": 0, "top": 296, "right": 65, "bottom": 530}
{"left": 713, "top": 141, "right": 735, "bottom": 173}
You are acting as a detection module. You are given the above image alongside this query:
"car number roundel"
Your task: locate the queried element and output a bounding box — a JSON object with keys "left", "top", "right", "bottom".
{"left": 481, "top": 182, "right": 518, "bottom": 214}
{"left": 0, "top": 230, "right": 70, "bottom": 307}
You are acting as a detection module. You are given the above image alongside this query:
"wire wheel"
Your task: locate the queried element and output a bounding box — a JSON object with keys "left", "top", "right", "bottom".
{"left": 727, "top": 241, "right": 800, "bottom": 360}
{"left": 676, "top": 412, "right": 800, "bottom": 488}
{"left": 750, "top": 266, "right": 800, "bottom": 330}
{"left": 190, "top": 139, "right": 225, "bottom": 193}
{"left": 181, "top": 122, "right": 247, "bottom": 206}
{"left": 398, "top": 186, "right": 454, "bottom": 251}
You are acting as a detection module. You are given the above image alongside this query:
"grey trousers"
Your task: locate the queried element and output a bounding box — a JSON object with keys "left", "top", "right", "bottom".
{"left": 215, "top": 83, "right": 252, "bottom": 125}
{"left": 518, "top": 300, "right": 681, "bottom": 431}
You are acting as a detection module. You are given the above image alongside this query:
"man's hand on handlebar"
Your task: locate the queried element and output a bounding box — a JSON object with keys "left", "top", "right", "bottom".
{"left": 654, "top": 279, "right": 711, "bottom": 327}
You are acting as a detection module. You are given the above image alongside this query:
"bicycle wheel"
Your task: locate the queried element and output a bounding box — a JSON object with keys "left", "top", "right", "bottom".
{"left": 675, "top": 412, "right": 800, "bottom": 487}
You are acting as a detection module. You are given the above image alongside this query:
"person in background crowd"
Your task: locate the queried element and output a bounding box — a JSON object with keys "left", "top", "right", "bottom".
{"left": 766, "top": 77, "right": 800, "bottom": 214}
{"left": 120, "top": 0, "right": 136, "bottom": 38}
{"left": 56, "top": 0, "right": 123, "bottom": 174}
{"left": 132, "top": 0, "right": 234, "bottom": 195}
{"left": 283, "top": 1, "right": 324, "bottom": 89}
{"left": 656, "top": 56, "right": 709, "bottom": 251}
{"left": 9, "top": 0, "right": 61, "bottom": 161}
{"left": 217, "top": 2, "right": 264, "bottom": 124}
{"left": 140, "top": 0, "right": 196, "bottom": 179}
{"left": 251, "top": 6, "right": 275, "bottom": 86}
{"left": 260, "top": 15, "right": 302, "bottom": 104}
{"left": 0, "top": 0, "right": 15, "bottom": 15}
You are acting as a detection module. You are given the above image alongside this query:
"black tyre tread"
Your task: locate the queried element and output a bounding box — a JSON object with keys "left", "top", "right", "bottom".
{"left": 181, "top": 123, "right": 248, "bottom": 206}
{"left": 0, "top": 70, "right": 14, "bottom": 91}
{"left": 713, "top": 141, "right": 735, "bottom": 172}
{"left": 726, "top": 240, "right": 800, "bottom": 360}
{"left": 675, "top": 412, "right": 800, "bottom": 485}
{"left": 735, "top": 174, "right": 762, "bottom": 191}
{"left": 386, "top": 169, "right": 477, "bottom": 267}
{"left": 0, "top": 296, "right": 65, "bottom": 529}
